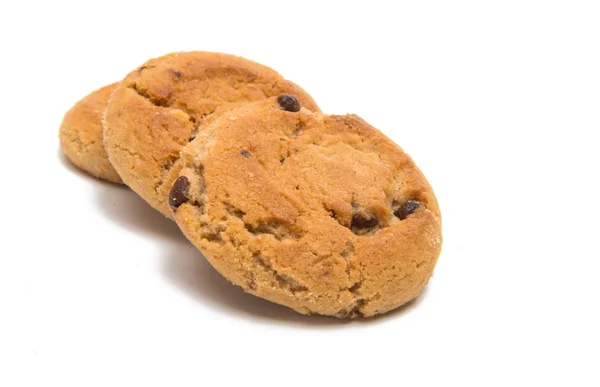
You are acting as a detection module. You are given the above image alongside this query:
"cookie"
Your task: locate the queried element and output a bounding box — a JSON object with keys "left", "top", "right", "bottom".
{"left": 103, "top": 52, "right": 320, "bottom": 218}
{"left": 59, "top": 83, "right": 122, "bottom": 184}
{"left": 171, "top": 96, "right": 442, "bottom": 318}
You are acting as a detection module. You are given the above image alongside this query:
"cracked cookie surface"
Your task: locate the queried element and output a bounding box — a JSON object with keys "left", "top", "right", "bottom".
{"left": 60, "top": 83, "right": 122, "bottom": 183}
{"left": 103, "top": 52, "right": 320, "bottom": 218}
{"left": 172, "top": 97, "right": 442, "bottom": 318}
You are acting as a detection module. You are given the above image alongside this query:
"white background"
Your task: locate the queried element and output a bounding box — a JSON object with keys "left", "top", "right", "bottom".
{"left": 1, "top": 1, "right": 599, "bottom": 386}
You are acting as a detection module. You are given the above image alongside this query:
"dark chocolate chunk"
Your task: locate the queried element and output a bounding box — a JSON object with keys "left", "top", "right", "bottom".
{"left": 169, "top": 176, "right": 190, "bottom": 209}
{"left": 394, "top": 200, "right": 421, "bottom": 220}
{"left": 240, "top": 149, "right": 250, "bottom": 158}
{"left": 351, "top": 213, "right": 378, "bottom": 229}
{"left": 277, "top": 94, "right": 301, "bottom": 112}
{"left": 170, "top": 69, "right": 182, "bottom": 78}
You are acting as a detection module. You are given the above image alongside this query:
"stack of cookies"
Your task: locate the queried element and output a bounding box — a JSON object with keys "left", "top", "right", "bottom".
{"left": 60, "top": 51, "right": 442, "bottom": 318}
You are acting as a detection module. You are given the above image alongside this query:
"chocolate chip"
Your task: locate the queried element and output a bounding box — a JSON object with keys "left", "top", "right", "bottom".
{"left": 240, "top": 149, "right": 250, "bottom": 158}
{"left": 277, "top": 94, "right": 301, "bottom": 112}
{"left": 137, "top": 65, "right": 155, "bottom": 74}
{"left": 394, "top": 200, "right": 421, "bottom": 220}
{"left": 169, "top": 176, "right": 190, "bottom": 209}
{"left": 170, "top": 69, "right": 182, "bottom": 78}
{"left": 351, "top": 213, "right": 378, "bottom": 229}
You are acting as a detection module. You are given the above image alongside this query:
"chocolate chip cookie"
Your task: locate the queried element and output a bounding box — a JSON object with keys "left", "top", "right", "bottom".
{"left": 103, "top": 52, "right": 320, "bottom": 218}
{"left": 170, "top": 96, "right": 442, "bottom": 318}
{"left": 60, "top": 83, "right": 122, "bottom": 183}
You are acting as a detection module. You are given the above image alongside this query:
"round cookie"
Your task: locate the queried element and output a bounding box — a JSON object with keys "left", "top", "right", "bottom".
{"left": 170, "top": 96, "right": 442, "bottom": 318}
{"left": 103, "top": 52, "right": 320, "bottom": 218}
{"left": 59, "top": 83, "right": 122, "bottom": 184}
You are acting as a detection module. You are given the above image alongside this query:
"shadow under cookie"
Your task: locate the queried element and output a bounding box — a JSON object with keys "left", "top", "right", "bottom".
{"left": 61, "top": 147, "right": 181, "bottom": 241}
{"left": 93, "top": 182, "right": 183, "bottom": 242}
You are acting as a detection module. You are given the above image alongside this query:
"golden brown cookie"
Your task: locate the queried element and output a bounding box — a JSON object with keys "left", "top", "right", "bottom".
{"left": 59, "top": 83, "right": 122, "bottom": 184}
{"left": 103, "top": 52, "right": 320, "bottom": 218}
{"left": 170, "top": 96, "right": 442, "bottom": 318}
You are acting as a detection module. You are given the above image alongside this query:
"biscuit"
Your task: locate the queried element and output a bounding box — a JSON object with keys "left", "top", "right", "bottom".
{"left": 59, "top": 83, "right": 122, "bottom": 183}
{"left": 103, "top": 52, "right": 320, "bottom": 218}
{"left": 170, "top": 96, "right": 442, "bottom": 318}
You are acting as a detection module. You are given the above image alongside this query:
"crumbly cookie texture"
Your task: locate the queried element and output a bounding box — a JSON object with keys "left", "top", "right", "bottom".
{"left": 59, "top": 83, "right": 122, "bottom": 184}
{"left": 171, "top": 96, "right": 442, "bottom": 318}
{"left": 103, "top": 51, "right": 320, "bottom": 218}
